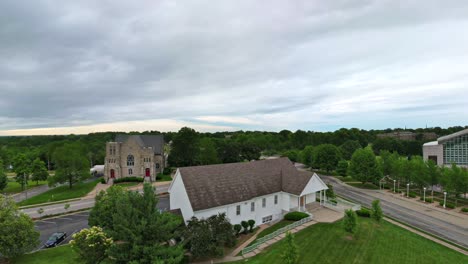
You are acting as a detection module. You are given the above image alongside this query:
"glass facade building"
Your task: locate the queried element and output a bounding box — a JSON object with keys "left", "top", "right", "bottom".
{"left": 443, "top": 134, "right": 468, "bottom": 165}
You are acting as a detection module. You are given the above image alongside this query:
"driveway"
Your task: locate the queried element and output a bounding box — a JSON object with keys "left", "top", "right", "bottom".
{"left": 321, "top": 175, "right": 468, "bottom": 248}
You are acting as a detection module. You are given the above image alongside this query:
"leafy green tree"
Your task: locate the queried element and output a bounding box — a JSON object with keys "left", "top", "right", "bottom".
{"left": 89, "top": 184, "right": 184, "bottom": 264}
{"left": 426, "top": 159, "right": 440, "bottom": 200}
{"left": 185, "top": 213, "right": 236, "bottom": 259}
{"left": 0, "top": 195, "right": 39, "bottom": 259}
{"left": 168, "top": 127, "right": 199, "bottom": 167}
{"left": 312, "top": 144, "right": 341, "bottom": 172}
{"left": 281, "top": 232, "right": 298, "bottom": 264}
{"left": 336, "top": 160, "right": 348, "bottom": 176}
{"left": 339, "top": 140, "right": 362, "bottom": 160}
{"left": 197, "top": 137, "right": 220, "bottom": 165}
{"left": 300, "top": 146, "right": 314, "bottom": 166}
{"left": 348, "top": 148, "right": 381, "bottom": 184}
{"left": 379, "top": 150, "right": 399, "bottom": 177}
{"left": 343, "top": 209, "right": 357, "bottom": 233}
{"left": 408, "top": 156, "right": 427, "bottom": 193}
{"left": 31, "top": 158, "right": 49, "bottom": 185}
{"left": 282, "top": 150, "right": 299, "bottom": 162}
{"left": 0, "top": 160, "right": 7, "bottom": 192}
{"left": 50, "top": 143, "right": 90, "bottom": 188}
{"left": 442, "top": 164, "right": 467, "bottom": 207}
{"left": 371, "top": 200, "right": 383, "bottom": 222}
{"left": 70, "top": 226, "right": 113, "bottom": 264}
{"left": 13, "top": 154, "right": 30, "bottom": 191}
{"left": 326, "top": 184, "right": 336, "bottom": 199}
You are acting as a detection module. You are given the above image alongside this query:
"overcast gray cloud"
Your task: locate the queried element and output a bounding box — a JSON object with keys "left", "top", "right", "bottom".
{"left": 0, "top": 0, "right": 467, "bottom": 135}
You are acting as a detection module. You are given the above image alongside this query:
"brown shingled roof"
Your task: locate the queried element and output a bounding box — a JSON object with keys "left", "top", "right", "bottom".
{"left": 178, "top": 158, "right": 312, "bottom": 211}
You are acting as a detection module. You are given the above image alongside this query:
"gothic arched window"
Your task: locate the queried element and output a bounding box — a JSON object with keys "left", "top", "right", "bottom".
{"left": 127, "top": 155, "right": 134, "bottom": 166}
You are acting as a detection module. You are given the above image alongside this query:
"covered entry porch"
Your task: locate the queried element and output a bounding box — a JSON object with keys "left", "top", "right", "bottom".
{"left": 293, "top": 173, "right": 329, "bottom": 213}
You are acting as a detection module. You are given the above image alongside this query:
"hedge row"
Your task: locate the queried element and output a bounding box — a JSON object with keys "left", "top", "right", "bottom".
{"left": 356, "top": 208, "right": 371, "bottom": 217}
{"left": 419, "top": 197, "right": 434, "bottom": 203}
{"left": 284, "top": 212, "right": 309, "bottom": 221}
{"left": 439, "top": 201, "right": 455, "bottom": 209}
{"left": 114, "top": 177, "right": 144, "bottom": 183}
{"left": 462, "top": 208, "right": 468, "bottom": 213}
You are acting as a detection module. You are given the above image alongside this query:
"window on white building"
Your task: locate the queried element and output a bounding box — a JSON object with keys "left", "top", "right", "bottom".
{"left": 128, "top": 168, "right": 133, "bottom": 175}
{"left": 262, "top": 198, "right": 266, "bottom": 208}
{"left": 251, "top": 202, "right": 255, "bottom": 212}
{"left": 236, "top": 205, "right": 241, "bottom": 215}
{"left": 274, "top": 195, "right": 278, "bottom": 205}
{"left": 262, "top": 215, "right": 273, "bottom": 223}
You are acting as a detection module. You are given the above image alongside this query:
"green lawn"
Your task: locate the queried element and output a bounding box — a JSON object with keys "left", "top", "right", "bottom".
{"left": 18, "top": 179, "right": 100, "bottom": 206}
{"left": 156, "top": 173, "right": 172, "bottom": 182}
{"left": 13, "top": 245, "right": 80, "bottom": 264}
{"left": 231, "top": 218, "right": 467, "bottom": 264}
{"left": 335, "top": 176, "right": 357, "bottom": 182}
{"left": 248, "top": 220, "right": 293, "bottom": 246}
{"left": 3, "top": 180, "right": 48, "bottom": 194}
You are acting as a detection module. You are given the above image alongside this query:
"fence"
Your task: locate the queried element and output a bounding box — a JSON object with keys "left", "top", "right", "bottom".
{"left": 323, "top": 198, "right": 361, "bottom": 212}
{"left": 241, "top": 215, "right": 313, "bottom": 255}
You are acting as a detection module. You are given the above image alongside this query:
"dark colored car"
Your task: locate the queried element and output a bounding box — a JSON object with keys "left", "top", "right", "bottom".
{"left": 44, "top": 232, "right": 67, "bottom": 248}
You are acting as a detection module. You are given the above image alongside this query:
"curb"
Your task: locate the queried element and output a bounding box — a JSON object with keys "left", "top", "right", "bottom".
{"left": 19, "top": 198, "right": 82, "bottom": 209}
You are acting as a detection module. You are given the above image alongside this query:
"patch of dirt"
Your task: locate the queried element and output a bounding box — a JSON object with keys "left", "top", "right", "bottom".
{"left": 344, "top": 235, "right": 354, "bottom": 241}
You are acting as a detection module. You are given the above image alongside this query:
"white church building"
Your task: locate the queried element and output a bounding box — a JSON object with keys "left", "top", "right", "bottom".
{"left": 169, "top": 158, "right": 328, "bottom": 225}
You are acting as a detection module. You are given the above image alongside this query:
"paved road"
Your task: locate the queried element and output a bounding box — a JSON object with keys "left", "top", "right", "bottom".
{"left": 22, "top": 183, "right": 170, "bottom": 218}
{"left": 34, "top": 196, "right": 170, "bottom": 250}
{"left": 322, "top": 175, "right": 468, "bottom": 249}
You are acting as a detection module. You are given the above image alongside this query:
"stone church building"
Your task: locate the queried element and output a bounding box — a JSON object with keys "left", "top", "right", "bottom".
{"left": 104, "top": 134, "right": 166, "bottom": 182}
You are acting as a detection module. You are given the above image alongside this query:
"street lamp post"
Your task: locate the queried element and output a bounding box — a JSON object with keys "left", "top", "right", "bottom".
{"left": 407, "top": 183, "right": 409, "bottom": 198}
{"left": 423, "top": 187, "right": 426, "bottom": 203}
{"left": 393, "top": 180, "right": 396, "bottom": 193}
{"left": 443, "top": 192, "right": 447, "bottom": 208}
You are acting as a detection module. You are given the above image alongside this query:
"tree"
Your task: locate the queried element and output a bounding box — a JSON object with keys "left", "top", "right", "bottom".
{"left": 70, "top": 226, "right": 113, "bottom": 264}
{"left": 31, "top": 158, "right": 49, "bottom": 185}
{"left": 282, "top": 150, "right": 299, "bottom": 162}
{"left": 185, "top": 213, "right": 236, "bottom": 259}
{"left": 343, "top": 209, "right": 357, "bottom": 233}
{"left": 233, "top": 224, "right": 242, "bottom": 236}
{"left": 50, "top": 143, "right": 90, "bottom": 188}
{"left": 348, "top": 148, "right": 381, "bottom": 184}
{"left": 281, "top": 232, "right": 298, "bottom": 264}
{"left": 300, "top": 146, "right": 314, "bottom": 167}
{"left": 336, "top": 160, "right": 348, "bottom": 176}
{"left": 442, "top": 164, "right": 467, "bottom": 207}
{"left": 0, "top": 195, "right": 39, "bottom": 260}
{"left": 426, "top": 159, "right": 440, "bottom": 200}
{"left": 0, "top": 159, "right": 7, "bottom": 192}
{"left": 312, "top": 144, "right": 341, "bottom": 172}
{"left": 371, "top": 200, "right": 383, "bottom": 222}
{"left": 89, "top": 184, "right": 184, "bottom": 263}
{"left": 197, "top": 137, "right": 220, "bottom": 165}
{"left": 339, "top": 140, "right": 362, "bottom": 160}
{"left": 248, "top": 219, "right": 255, "bottom": 232}
{"left": 408, "top": 156, "right": 427, "bottom": 193}
{"left": 13, "top": 154, "right": 30, "bottom": 191}
{"left": 168, "top": 127, "right": 199, "bottom": 167}
{"left": 326, "top": 184, "right": 336, "bottom": 199}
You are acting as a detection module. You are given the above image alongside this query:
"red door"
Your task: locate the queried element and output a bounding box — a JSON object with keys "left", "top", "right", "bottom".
{"left": 110, "top": 169, "right": 115, "bottom": 179}
{"left": 145, "top": 168, "right": 150, "bottom": 177}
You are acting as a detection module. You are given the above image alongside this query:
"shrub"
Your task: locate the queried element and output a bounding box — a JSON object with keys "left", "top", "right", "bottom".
{"left": 326, "top": 184, "right": 336, "bottom": 199}
{"left": 241, "top": 221, "right": 249, "bottom": 234}
{"left": 329, "top": 198, "right": 338, "bottom": 204}
{"left": 113, "top": 177, "right": 144, "bottom": 183}
{"left": 70, "top": 226, "right": 113, "bottom": 264}
{"left": 284, "top": 212, "right": 309, "bottom": 221}
{"left": 439, "top": 201, "right": 455, "bottom": 209}
{"left": 343, "top": 209, "right": 357, "bottom": 233}
{"left": 419, "top": 197, "right": 433, "bottom": 203}
{"left": 356, "top": 208, "right": 371, "bottom": 217}
{"left": 408, "top": 192, "right": 416, "bottom": 198}
{"left": 248, "top": 219, "right": 255, "bottom": 232}
{"left": 163, "top": 167, "right": 173, "bottom": 175}
{"left": 233, "top": 224, "right": 242, "bottom": 236}
{"left": 371, "top": 200, "right": 382, "bottom": 222}
{"left": 156, "top": 173, "right": 163, "bottom": 180}
{"left": 100, "top": 178, "right": 106, "bottom": 184}
{"left": 462, "top": 208, "right": 468, "bottom": 213}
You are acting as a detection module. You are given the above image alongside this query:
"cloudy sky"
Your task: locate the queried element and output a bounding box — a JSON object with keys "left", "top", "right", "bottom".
{"left": 1, "top": 0, "right": 467, "bottom": 135}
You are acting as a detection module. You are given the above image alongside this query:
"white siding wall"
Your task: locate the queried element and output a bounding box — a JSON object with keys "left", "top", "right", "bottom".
{"left": 289, "top": 194, "right": 299, "bottom": 208}
{"left": 281, "top": 192, "right": 290, "bottom": 211}
{"left": 305, "top": 193, "right": 316, "bottom": 204}
{"left": 194, "top": 192, "right": 285, "bottom": 226}
{"left": 168, "top": 170, "right": 194, "bottom": 222}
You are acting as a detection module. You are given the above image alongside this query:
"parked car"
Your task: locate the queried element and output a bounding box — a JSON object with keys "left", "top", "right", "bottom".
{"left": 44, "top": 232, "right": 67, "bottom": 248}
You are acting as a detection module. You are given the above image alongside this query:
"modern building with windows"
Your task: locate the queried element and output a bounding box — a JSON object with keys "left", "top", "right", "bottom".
{"left": 423, "top": 128, "right": 468, "bottom": 167}
{"left": 104, "top": 134, "right": 166, "bottom": 182}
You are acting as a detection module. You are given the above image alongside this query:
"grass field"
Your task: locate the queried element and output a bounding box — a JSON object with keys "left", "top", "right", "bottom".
{"left": 18, "top": 179, "right": 100, "bottom": 206}
{"left": 3, "top": 180, "right": 48, "bottom": 194}
{"left": 230, "top": 218, "right": 468, "bottom": 264}
{"left": 13, "top": 245, "right": 80, "bottom": 264}
{"left": 248, "top": 220, "right": 293, "bottom": 246}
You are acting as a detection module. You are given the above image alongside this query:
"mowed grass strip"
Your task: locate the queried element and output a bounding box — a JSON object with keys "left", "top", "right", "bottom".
{"left": 18, "top": 179, "right": 100, "bottom": 206}
{"left": 3, "top": 180, "right": 48, "bottom": 194}
{"left": 13, "top": 245, "right": 80, "bottom": 264}
{"left": 231, "top": 218, "right": 468, "bottom": 264}
{"left": 248, "top": 220, "right": 294, "bottom": 246}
